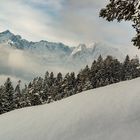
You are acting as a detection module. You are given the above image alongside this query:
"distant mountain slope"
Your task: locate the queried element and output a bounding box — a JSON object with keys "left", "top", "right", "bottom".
{"left": 0, "top": 30, "right": 125, "bottom": 62}
{"left": 0, "top": 30, "right": 123, "bottom": 59}
{"left": 0, "top": 30, "right": 72, "bottom": 62}
{"left": 70, "top": 43, "right": 124, "bottom": 67}
{"left": 0, "top": 30, "right": 71, "bottom": 51}
{"left": 0, "top": 77, "right": 140, "bottom": 140}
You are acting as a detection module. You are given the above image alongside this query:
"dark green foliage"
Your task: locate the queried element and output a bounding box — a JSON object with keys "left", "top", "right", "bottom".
{"left": 100, "top": 0, "right": 140, "bottom": 48}
{"left": 0, "top": 55, "right": 140, "bottom": 115}
{"left": 27, "top": 77, "right": 43, "bottom": 106}
{"left": 3, "top": 78, "right": 14, "bottom": 112}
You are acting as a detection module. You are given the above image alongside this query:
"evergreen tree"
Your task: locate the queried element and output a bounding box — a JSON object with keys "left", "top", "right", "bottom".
{"left": 90, "top": 60, "right": 98, "bottom": 88}
{"left": 47, "top": 72, "right": 55, "bottom": 101}
{"left": 122, "top": 55, "right": 132, "bottom": 80}
{"left": 130, "top": 56, "right": 140, "bottom": 78}
{"left": 82, "top": 80, "right": 93, "bottom": 91}
{"left": 44, "top": 71, "right": 49, "bottom": 81}
{"left": 53, "top": 72, "right": 63, "bottom": 101}
{"left": 3, "top": 78, "right": 14, "bottom": 112}
{"left": 56, "top": 72, "right": 63, "bottom": 83}
{"left": 69, "top": 72, "right": 76, "bottom": 94}
{"left": 28, "top": 78, "right": 43, "bottom": 106}
{"left": 15, "top": 80, "right": 21, "bottom": 95}
{"left": 110, "top": 58, "right": 122, "bottom": 83}
{"left": 76, "top": 73, "right": 83, "bottom": 93}
{"left": 42, "top": 71, "right": 50, "bottom": 103}
{"left": 100, "top": 0, "right": 140, "bottom": 48}
{"left": 94, "top": 55, "right": 105, "bottom": 87}
{"left": 14, "top": 80, "right": 21, "bottom": 109}
{"left": 81, "top": 65, "right": 92, "bottom": 90}
{"left": 0, "top": 85, "right": 6, "bottom": 114}
{"left": 62, "top": 73, "right": 70, "bottom": 98}
{"left": 49, "top": 72, "right": 55, "bottom": 87}
{"left": 104, "top": 56, "right": 122, "bottom": 84}
{"left": 20, "top": 84, "right": 31, "bottom": 108}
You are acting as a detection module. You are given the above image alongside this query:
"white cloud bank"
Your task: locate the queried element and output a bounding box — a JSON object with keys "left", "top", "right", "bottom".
{"left": 0, "top": 44, "right": 45, "bottom": 85}
{"left": 0, "top": 0, "right": 136, "bottom": 47}
{"left": 0, "top": 44, "right": 76, "bottom": 86}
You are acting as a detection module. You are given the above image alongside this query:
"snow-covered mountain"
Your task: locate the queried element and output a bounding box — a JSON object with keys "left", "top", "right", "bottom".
{"left": 70, "top": 43, "right": 124, "bottom": 67}
{"left": 0, "top": 30, "right": 70, "bottom": 51}
{"left": 0, "top": 77, "right": 140, "bottom": 140}
{"left": 0, "top": 30, "right": 72, "bottom": 63}
{"left": 0, "top": 30, "right": 130, "bottom": 83}
{"left": 0, "top": 30, "right": 124, "bottom": 61}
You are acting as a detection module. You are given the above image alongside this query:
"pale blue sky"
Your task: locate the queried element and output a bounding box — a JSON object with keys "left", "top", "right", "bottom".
{"left": 0, "top": 0, "right": 135, "bottom": 46}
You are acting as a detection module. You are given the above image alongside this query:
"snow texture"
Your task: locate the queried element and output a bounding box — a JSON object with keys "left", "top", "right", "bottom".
{"left": 0, "top": 78, "right": 140, "bottom": 140}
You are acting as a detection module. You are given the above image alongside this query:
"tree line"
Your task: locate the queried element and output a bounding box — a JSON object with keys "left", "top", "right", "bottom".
{"left": 0, "top": 55, "right": 140, "bottom": 114}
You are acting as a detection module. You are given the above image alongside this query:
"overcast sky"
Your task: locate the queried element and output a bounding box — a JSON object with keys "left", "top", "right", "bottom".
{"left": 0, "top": 0, "right": 135, "bottom": 46}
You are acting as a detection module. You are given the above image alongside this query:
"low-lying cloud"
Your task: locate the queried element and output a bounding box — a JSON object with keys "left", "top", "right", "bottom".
{"left": 0, "top": 44, "right": 44, "bottom": 85}
{"left": 0, "top": 44, "right": 77, "bottom": 86}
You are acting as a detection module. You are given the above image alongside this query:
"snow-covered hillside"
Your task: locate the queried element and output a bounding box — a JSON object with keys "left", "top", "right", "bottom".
{"left": 0, "top": 78, "right": 140, "bottom": 140}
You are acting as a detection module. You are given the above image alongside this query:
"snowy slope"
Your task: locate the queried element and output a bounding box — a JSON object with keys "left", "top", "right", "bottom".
{"left": 0, "top": 78, "right": 140, "bottom": 140}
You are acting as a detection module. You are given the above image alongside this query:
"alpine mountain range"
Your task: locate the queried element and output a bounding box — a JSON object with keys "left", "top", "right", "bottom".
{"left": 0, "top": 30, "right": 138, "bottom": 84}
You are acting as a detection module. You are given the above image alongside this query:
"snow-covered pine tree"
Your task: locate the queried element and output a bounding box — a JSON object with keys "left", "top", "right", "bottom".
{"left": 94, "top": 55, "right": 105, "bottom": 88}
{"left": 81, "top": 65, "right": 93, "bottom": 91}
{"left": 27, "top": 78, "right": 43, "bottom": 106}
{"left": 20, "top": 84, "right": 31, "bottom": 108}
{"left": 130, "top": 56, "right": 140, "bottom": 78}
{"left": 82, "top": 80, "right": 93, "bottom": 91}
{"left": 111, "top": 58, "right": 122, "bottom": 83}
{"left": 48, "top": 72, "right": 55, "bottom": 87}
{"left": 47, "top": 72, "right": 56, "bottom": 101}
{"left": 3, "top": 78, "right": 14, "bottom": 112}
{"left": 13, "top": 80, "right": 21, "bottom": 109}
{"left": 68, "top": 72, "right": 77, "bottom": 95}
{"left": 53, "top": 72, "right": 63, "bottom": 101}
{"left": 42, "top": 71, "right": 50, "bottom": 103}
{"left": 75, "top": 73, "right": 83, "bottom": 93}
{"left": 0, "top": 85, "right": 6, "bottom": 114}
{"left": 122, "top": 55, "right": 132, "bottom": 80}
{"left": 62, "top": 73, "right": 70, "bottom": 98}
{"left": 103, "top": 55, "right": 122, "bottom": 84}
{"left": 56, "top": 72, "right": 63, "bottom": 83}
{"left": 90, "top": 60, "right": 98, "bottom": 88}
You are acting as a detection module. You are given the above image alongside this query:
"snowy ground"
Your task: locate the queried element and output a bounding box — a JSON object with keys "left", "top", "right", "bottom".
{"left": 0, "top": 78, "right": 140, "bottom": 140}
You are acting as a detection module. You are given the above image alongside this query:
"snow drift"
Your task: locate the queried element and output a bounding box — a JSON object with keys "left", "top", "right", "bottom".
{"left": 0, "top": 78, "right": 140, "bottom": 140}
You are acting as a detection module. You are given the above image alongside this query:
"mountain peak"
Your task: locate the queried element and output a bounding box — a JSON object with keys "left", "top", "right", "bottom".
{"left": 77, "top": 43, "right": 86, "bottom": 48}
{"left": 0, "top": 30, "right": 13, "bottom": 35}
{"left": 0, "top": 30, "right": 14, "bottom": 39}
